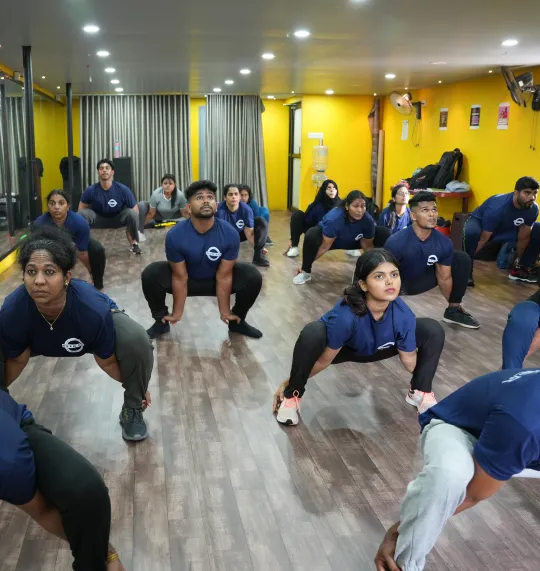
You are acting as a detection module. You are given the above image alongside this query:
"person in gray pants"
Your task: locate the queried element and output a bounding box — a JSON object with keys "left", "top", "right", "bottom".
{"left": 0, "top": 226, "right": 154, "bottom": 442}
{"left": 375, "top": 367, "right": 540, "bottom": 571}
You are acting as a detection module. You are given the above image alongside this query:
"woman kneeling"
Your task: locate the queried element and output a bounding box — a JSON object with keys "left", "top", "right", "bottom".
{"left": 273, "top": 249, "right": 445, "bottom": 425}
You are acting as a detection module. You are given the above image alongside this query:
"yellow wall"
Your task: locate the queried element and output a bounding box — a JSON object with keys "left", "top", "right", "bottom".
{"left": 382, "top": 69, "right": 540, "bottom": 219}
{"left": 299, "top": 95, "right": 374, "bottom": 211}
{"left": 190, "top": 98, "right": 203, "bottom": 180}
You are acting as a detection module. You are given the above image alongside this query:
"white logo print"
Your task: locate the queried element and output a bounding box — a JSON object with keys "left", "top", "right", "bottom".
{"left": 426, "top": 254, "right": 438, "bottom": 266}
{"left": 377, "top": 341, "right": 396, "bottom": 350}
{"left": 62, "top": 338, "right": 84, "bottom": 353}
{"left": 206, "top": 247, "right": 223, "bottom": 262}
{"left": 108, "top": 199, "right": 118, "bottom": 207}
{"left": 355, "top": 234, "right": 364, "bottom": 241}
{"left": 236, "top": 219, "right": 245, "bottom": 230}
{"left": 503, "top": 369, "right": 540, "bottom": 384}
{"left": 514, "top": 217, "right": 525, "bottom": 227}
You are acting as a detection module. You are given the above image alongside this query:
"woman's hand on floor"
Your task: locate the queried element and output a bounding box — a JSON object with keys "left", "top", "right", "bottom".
{"left": 272, "top": 379, "right": 289, "bottom": 413}
{"left": 525, "top": 328, "right": 540, "bottom": 360}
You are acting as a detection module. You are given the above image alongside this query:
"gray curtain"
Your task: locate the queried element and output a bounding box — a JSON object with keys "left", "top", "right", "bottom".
{"left": 205, "top": 95, "right": 268, "bottom": 206}
{"left": 80, "top": 95, "right": 191, "bottom": 199}
{"left": 0, "top": 97, "right": 26, "bottom": 196}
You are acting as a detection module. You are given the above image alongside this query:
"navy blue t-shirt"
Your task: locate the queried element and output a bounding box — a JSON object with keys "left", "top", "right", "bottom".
{"left": 0, "top": 389, "right": 36, "bottom": 505}
{"left": 420, "top": 369, "right": 540, "bottom": 481}
{"left": 319, "top": 297, "right": 416, "bottom": 356}
{"left": 470, "top": 192, "right": 538, "bottom": 242}
{"left": 80, "top": 182, "right": 136, "bottom": 217}
{"left": 0, "top": 279, "right": 118, "bottom": 359}
{"left": 34, "top": 211, "right": 91, "bottom": 251}
{"left": 304, "top": 202, "right": 327, "bottom": 226}
{"left": 385, "top": 225, "right": 454, "bottom": 282}
{"left": 318, "top": 208, "right": 376, "bottom": 250}
{"left": 378, "top": 206, "right": 412, "bottom": 234}
{"left": 216, "top": 201, "right": 254, "bottom": 234}
{"left": 165, "top": 218, "right": 240, "bottom": 280}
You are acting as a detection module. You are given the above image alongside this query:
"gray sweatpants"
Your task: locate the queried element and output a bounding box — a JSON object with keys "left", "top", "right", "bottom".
{"left": 79, "top": 207, "right": 139, "bottom": 242}
{"left": 395, "top": 419, "right": 478, "bottom": 571}
{"left": 137, "top": 200, "right": 182, "bottom": 233}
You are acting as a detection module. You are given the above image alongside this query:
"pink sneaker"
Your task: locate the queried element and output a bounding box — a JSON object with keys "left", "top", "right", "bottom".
{"left": 406, "top": 389, "right": 437, "bottom": 414}
{"left": 276, "top": 392, "right": 301, "bottom": 425}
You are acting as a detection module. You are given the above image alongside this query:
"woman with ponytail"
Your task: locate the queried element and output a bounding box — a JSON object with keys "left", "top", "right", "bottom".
{"left": 378, "top": 182, "right": 412, "bottom": 234}
{"left": 273, "top": 249, "right": 445, "bottom": 425}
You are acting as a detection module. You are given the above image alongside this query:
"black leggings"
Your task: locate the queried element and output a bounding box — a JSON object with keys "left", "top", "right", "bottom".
{"left": 21, "top": 420, "right": 111, "bottom": 571}
{"left": 284, "top": 317, "right": 445, "bottom": 398}
{"left": 301, "top": 225, "right": 392, "bottom": 273}
{"left": 399, "top": 250, "right": 470, "bottom": 305}
{"left": 87, "top": 237, "right": 106, "bottom": 289}
{"left": 141, "top": 261, "right": 262, "bottom": 321}
{"left": 290, "top": 210, "right": 315, "bottom": 247}
{"left": 240, "top": 216, "right": 268, "bottom": 256}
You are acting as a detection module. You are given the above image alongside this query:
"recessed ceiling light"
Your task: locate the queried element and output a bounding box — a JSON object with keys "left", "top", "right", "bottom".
{"left": 438, "top": 80, "right": 442, "bottom": 84}
{"left": 110, "top": 79, "right": 120, "bottom": 84}
{"left": 96, "top": 50, "right": 110, "bottom": 57}
{"left": 239, "top": 68, "right": 251, "bottom": 75}
{"left": 213, "top": 88, "right": 222, "bottom": 93}
{"left": 0, "top": 77, "right": 4, "bottom": 80}
{"left": 291, "top": 91, "right": 295, "bottom": 94}
{"left": 430, "top": 61, "right": 447, "bottom": 65}
{"left": 404, "top": 86, "right": 408, "bottom": 90}
{"left": 41, "top": 76, "right": 46, "bottom": 79}
{"left": 501, "top": 39, "right": 518, "bottom": 47}
{"left": 224, "top": 79, "right": 234, "bottom": 85}
{"left": 267, "top": 95, "right": 275, "bottom": 99}
{"left": 385, "top": 73, "right": 396, "bottom": 79}
{"left": 373, "top": 93, "right": 377, "bottom": 96}
{"left": 325, "top": 89, "right": 334, "bottom": 95}
{"left": 83, "top": 24, "right": 100, "bottom": 34}
{"left": 489, "top": 70, "right": 493, "bottom": 73}
{"left": 294, "top": 29, "right": 310, "bottom": 39}
{"left": 115, "top": 87, "right": 124, "bottom": 92}
{"left": 57, "top": 86, "right": 61, "bottom": 89}
{"left": 262, "top": 52, "right": 275, "bottom": 60}
{"left": 105, "top": 67, "right": 116, "bottom": 73}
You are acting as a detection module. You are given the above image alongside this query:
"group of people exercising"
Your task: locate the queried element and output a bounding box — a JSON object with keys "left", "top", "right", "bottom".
{"left": 2, "top": 161, "right": 540, "bottom": 571}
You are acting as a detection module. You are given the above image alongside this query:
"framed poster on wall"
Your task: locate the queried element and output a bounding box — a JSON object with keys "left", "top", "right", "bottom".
{"left": 470, "top": 105, "right": 481, "bottom": 129}
{"left": 439, "top": 108, "right": 448, "bottom": 130}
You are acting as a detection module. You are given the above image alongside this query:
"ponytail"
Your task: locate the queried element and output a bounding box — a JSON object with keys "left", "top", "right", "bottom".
{"left": 341, "top": 282, "right": 368, "bottom": 316}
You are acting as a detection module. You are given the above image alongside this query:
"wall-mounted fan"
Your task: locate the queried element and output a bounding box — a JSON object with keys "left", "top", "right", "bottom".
{"left": 501, "top": 66, "right": 540, "bottom": 109}
{"left": 389, "top": 91, "right": 422, "bottom": 119}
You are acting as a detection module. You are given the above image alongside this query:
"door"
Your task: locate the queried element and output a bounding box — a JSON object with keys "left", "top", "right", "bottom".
{"left": 287, "top": 104, "right": 302, "bottom": 209}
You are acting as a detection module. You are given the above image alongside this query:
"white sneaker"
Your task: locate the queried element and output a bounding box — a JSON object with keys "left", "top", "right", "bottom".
{"left": 406, "top": 389, "right": 437, "bottom": 414}
{"left": 286, "top": 246, "right": 299, "bottom": 257}
{"left": 138, "top": 231, "right": 147, "bottom": 243}
{"left": 293, "top": 271, "right": 311, "bottom": 285}
{"left": 276, "top": 394, "right": 301, "bottom": 425}
{"left": 345, "top": 249, "right": 362, "bottom": 257}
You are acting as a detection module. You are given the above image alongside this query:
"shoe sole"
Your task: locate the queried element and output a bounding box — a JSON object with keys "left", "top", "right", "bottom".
{"left": 405, "top": 395, "right": 419, "bottom": 408}
{"left": 119, "top": 413, "right": 149, "bottom": 441}
{"left": 276, "top": 415, "right": 298, "bottom": 426}
{"left": 442, "top": 317, "right": 480, "bottom": 329}
{"left": 286, "top": 253, "right": 299, "bottom": 257}
{"left": 293, "top": 277, "right": 311, "bottom": 285}
{"left": 508, "top": 275, "right": 537, "bottom": 283}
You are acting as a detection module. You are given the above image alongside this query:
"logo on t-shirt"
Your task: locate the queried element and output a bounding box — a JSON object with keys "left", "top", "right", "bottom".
{"left": 108, "top": 199, "right": 118, "bottom": 207}
{"left": 514, "top": 217, "right": 525, "bottom": 227}
{"left": 62, "top": 338, "right": 84, "bottom": 353}
{"left": 503, "top": 369, "right": 540, "bottom": 384}
{"left": 377, "top": 341, "right": 396, "bottom": 350}
{"left": 236, "top": 220, "right": 245, "bottom": 230}
{"left": 355, "top": 234, "right": 364, "bottom": 241}
{"left": 206, "top": 247, "right": 222, "bottom": 262}
{"left": 426, "top": 254, "right": 438, "bottom": 266}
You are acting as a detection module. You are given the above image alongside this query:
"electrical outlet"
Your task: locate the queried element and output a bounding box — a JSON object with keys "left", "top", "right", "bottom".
{"left": 421, "top": 100, "right": 427, "bottom": 106}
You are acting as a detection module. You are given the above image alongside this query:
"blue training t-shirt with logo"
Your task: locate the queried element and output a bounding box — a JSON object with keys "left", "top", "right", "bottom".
{"left": 470, "top": 192, "right": 538, "bottom": 242}
{"left": 385, "top": 225, "right": 453, "bottom": 282}
{"left": 165, "top": 218, "right": 240, "bottom": 280}
{"left": 34, "top": 211, "right": 91, "bottom": 252}
{"left": 0, "top": 279, "right": 118, "bottom": 359}
{"left": 318, "top": 207, "right": 376, "bottom": 250}
{"left": 0, "top": 389, "right": 36, "bottom": 506}
{"left": 304, "top": 202, "right": 327, "bottom": 226}
{"left": 216, "top": 201, "right": 254, "bottom": 234}
{"left": 319, "top": 297, "right": 416, "bottom": 356}
{"left": 80, "top": 182, "right": 136, "bottom": 217}
{"left": 378, "top": 206, "right": 412, "bottom": 234}
{"left": 420, "top": 368, "right": 540, "bottom": 481}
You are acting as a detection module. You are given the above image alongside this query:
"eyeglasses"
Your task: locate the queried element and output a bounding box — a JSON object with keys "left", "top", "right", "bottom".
{"left": 396, "top": 191, "right": 410, "bottom": 197}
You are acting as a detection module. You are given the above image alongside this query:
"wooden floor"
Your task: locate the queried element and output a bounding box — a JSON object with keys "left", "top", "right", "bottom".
{"left": 2, "top": 211, "right": 540, "bottom": 571}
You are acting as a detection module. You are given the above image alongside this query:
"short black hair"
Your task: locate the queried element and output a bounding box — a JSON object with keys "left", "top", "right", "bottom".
{"left": 515, "top": 176, "right": 540, "bottom": 192}
{"left": 409, "top": 191, "right": 437, "bottom": 209}
{"left": 46, "top": 189, "right": 70, "bottom": 205}
{"left": 223, "top": 183, "right": 240, "bottom": 198}
{"left": 185, "top": 180, "right": 218, "bottom": 201}
{"left": 18, "top": 226, "right": 77, "bottom": 275}
{"left": 97, "top": 158, "right": 114, "bottom": 170}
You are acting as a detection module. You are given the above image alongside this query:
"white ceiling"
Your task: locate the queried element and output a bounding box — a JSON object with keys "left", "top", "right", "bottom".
{"left": 0, "top": 0, "right": 539, "bottom": 96}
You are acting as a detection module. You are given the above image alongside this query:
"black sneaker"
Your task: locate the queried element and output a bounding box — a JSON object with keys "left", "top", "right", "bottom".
{"left": 253, "top": 252, "right": 270, "bottom": 267}
{"left": 265, "top": 237, "right": 274, "bottom": 246}
{"left": 228, "top": 320, "right": 263, "bottom": 338}
{"left": 467, "top": 278, "right": 475, "bottom": 287}
{"left": 443, "top": 307, "right": 480, "bottom": 329}
{"left": 146, "top": 320, "right": 170, "bottom": 339}
{"left": 119, "top": 406, "right": 148, "bottom": 441}
{"left": 509, "top": 266, "right": 537, "bottom": 284}
{"left": 130, "top": 243, "right": 142, "bottom": 255}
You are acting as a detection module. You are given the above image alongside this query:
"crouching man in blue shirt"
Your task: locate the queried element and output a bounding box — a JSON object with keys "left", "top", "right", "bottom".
{"left": 375, "top": 368, "right": 540, "bottom": 571}
{"left": 141, "top": 180, "right": 263, "bottom": 340}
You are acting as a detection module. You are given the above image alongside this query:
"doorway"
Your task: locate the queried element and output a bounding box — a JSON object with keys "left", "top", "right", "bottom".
{"left": 287, "top": 103, "right": 302, "bottom": 209}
